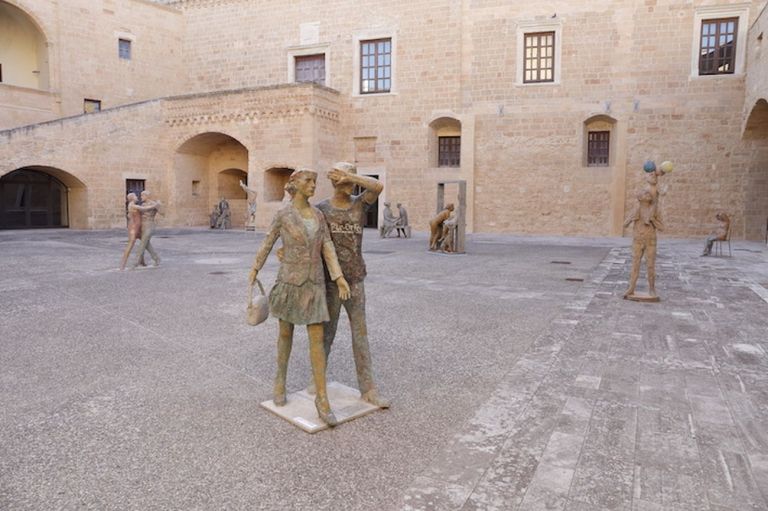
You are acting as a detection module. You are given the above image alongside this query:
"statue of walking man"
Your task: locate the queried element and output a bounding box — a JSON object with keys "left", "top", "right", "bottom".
{"left": 314, "top": 162, "right": 390, "bottom": 408}
{"left": 132, "top": 190, "right": 162, "bottom": 268}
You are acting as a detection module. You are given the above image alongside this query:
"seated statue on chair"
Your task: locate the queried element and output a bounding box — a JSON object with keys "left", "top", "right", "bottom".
{"left": 701, "top": 212, "right": 730, "bottom": 256}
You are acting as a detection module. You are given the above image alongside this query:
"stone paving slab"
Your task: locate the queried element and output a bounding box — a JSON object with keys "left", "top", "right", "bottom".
{"left": 401, "top": 241, "right": 768, "bottom": 510}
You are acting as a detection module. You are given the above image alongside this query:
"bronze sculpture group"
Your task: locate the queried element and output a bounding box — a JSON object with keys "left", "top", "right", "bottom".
{"left": 120, "top": 190, "right": 162, "bottom": 270}
{"left": 429, "top": 203, "right": 455, "bottom": 252}
{"left": 248, "top": 163, "right": 389, "bottom": 427}
{"left": 381, "top": 202, "right": 410, "bottom": 238}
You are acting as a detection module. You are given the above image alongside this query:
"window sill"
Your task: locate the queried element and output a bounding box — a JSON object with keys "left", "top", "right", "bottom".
{"left": 688, "top": 72, "right": 744, "bottom": 81}
{"left": 352, "top": 91, "right": 398, "bottom": 98}
{"left": 514, "top": 81, "right": 560, "bottom": 87}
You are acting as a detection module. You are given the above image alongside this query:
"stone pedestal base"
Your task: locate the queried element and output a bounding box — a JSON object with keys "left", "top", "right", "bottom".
{"left": 624, "top": 293, "right": 661, "bottom": 303}
{"left": 260, "top": 381, "right": 382, "bottom": 433}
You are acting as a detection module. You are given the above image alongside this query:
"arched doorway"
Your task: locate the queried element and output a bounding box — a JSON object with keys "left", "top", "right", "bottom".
{"left": 172, "top": 132, "right": 248, "bottom": 226}
{"left": 0, "top": 1, "right": 50, "bottom": 90}
{"left": 0, "top": 167, "right": 71, "bottom": 228}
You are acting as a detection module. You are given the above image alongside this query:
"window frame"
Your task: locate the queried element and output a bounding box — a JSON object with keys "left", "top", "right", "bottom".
{"left": 516, "top": 19, "right": 563, "bottom": 86}
{"left": 523, "top": 31, "right": 556, "bottom": 84}
{"left": 118, "top": 38, "right": 132, "bottom": 60}
{"left": 586, "top": 131, "right": 610, "bottom": 167}
{"left": 437, "top": 136, "right": 461, "bottom": 167}
{"left": 287, "top": 43, "right": 330, "bottom": 86}
{"left": 359, "top": 38, "right": 392, "bottom": 94}
{"left": 352, "top": 30, "right": 397, "bottom": 96}
{"left": 690, "top": 5, "right": 749, "bottom": 78}
{"left": 294, "top": 53, "right": 326, "bottom": 86}
{"left": 83, "top": 98, "right": 101, "bottom": 114}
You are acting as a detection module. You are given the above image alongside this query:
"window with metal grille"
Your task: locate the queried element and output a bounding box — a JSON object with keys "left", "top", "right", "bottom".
{"left": 360, "top": 38, "right": 391, "bottom": 94}
{"left": 295, "top": 54, "right": 325, "bottom": 86}
{"left": 84, "top": 99, "right": 101, "bottom": 114}
{"left": 524, "top": 32, "right": 555, "bottom": 83}
{"left": 587, "top": 131, "right": 610, "bottom": 166}
{"left": 438, "top": 136, "right": 461, "bottom": 167}
{"left": 699, "top": 18, "right": 738, "bottom": 75}
{"left": 118, "top": 39, "right": 132, "bottom": 60}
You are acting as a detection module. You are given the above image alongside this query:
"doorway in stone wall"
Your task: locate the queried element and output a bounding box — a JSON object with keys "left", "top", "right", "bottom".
{"left": 354, "top": 174, "right": 378, "bottom": 228}
{"left": 0, "top": 169, "right": 69, "bottom": 229}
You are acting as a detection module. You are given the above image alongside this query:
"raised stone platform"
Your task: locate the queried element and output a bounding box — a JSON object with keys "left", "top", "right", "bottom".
{"left": 260, "top": 381, "right": 381, "bottom": 433}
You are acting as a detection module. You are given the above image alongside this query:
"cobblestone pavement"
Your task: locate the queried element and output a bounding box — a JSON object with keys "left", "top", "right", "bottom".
{"left": 403, "top": 241, "right": 768, "bottom": 510}
{"left": 1, "top": 229, "right": 767, "bottom": 510}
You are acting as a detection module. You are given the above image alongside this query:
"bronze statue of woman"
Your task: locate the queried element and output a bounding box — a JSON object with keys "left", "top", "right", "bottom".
{"left": 248, "top": 169, "right": 350, "bottom": 426}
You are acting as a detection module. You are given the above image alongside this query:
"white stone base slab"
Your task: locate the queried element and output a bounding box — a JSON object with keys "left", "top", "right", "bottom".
{"left": 260, "top": 381, "right": 381, "bottom": 433}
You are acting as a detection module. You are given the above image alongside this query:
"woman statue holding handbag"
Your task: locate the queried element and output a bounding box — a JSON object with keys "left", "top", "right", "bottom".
{"left": 248, "top": 169, "right": 350, "bottom": 426}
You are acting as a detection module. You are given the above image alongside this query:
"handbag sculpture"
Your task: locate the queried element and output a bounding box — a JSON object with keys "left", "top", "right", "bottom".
{"left": 246, "top": 278, "right": 269, "bottom": 326}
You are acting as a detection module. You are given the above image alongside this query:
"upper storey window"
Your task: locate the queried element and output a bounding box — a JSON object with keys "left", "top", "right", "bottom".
{"left": 118, "top": 38, "right": 132, "bottom": 60}
{"left": 524, "top": 32, "right": 555, "bottom": 83}
{"left": 699, "top": 18, "right": 737, "bottom": 75}
{"left": 360, "top": 38, "right": 391, "bottom": 94}
{"left": 295, "top": 54, "right": 325, "bottom": 86}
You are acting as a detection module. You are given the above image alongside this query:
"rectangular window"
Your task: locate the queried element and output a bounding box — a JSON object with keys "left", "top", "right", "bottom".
{"left": 295, "top": 54, "right": 325, "bottom": 86}
{"left": 118, "top": 39, "right": 132, "bottom": 60}
{"left": 699, "top": 18, "right": 738, "bottom": 75}
{"left": 438, "top": 136, "right": 461, "bottom": 167}
{"left": 84, "top": 99, "right": 101, "bottom": 114}
{"left": 0, "top": 63, "right": 3, "bottom": 83}
{"left": 360, "top": 38, "right": 391, "bottom": 94}
{"left": 524, "top": 32, "right": 555, "bottom": 83}
{"left": 192, "top": 180, "right": 200, "bottom": 196}
{"left": 587, "top": 131, "right": 610, "bottom": 166}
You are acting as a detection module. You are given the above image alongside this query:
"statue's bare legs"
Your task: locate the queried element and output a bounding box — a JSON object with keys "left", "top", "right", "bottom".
{"left": 273, "top": 320, "right": 293, "bottom": 406}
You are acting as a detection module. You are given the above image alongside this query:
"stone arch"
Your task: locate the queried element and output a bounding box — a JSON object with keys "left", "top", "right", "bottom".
{"left": 583, "top": 114, "right": 617, "bottom": 167}
{"left": 742, "top": 99, "right": 768, "bottom": 239}
{"left": 263, "top": 166, "right": 295, "bottom": 202}
{"left": 172, "top": 132, "right": 248, "bottom": 226}
{"left": 0, "top": 165, "right": 87, "bottom": 229}
{"left": 0, "top": 1, "right": 51, "bottom": 90}
{"left": 743, "top": 99, "right": 768, "bottom": 140}
{"left": 428, "top": 116, "right": 462, "bottom": 168}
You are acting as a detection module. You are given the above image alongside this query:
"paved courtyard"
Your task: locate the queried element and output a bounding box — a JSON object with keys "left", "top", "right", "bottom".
{"left": 1, "top": 228, "right": 767, "bottom": 510}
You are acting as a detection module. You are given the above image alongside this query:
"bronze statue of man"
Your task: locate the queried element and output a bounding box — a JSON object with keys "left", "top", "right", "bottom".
{"left": 315, "top": 162, "right": 390, "bottom": 408}
{"left": 132, "top": 190, "right": 161, "bottom": 268}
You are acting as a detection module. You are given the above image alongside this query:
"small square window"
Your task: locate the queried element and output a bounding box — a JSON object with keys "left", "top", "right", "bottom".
{"left": 84, "top": 99, "right": 101, "bottom": 114}
{"left": 119, "top": 39, "right": 132, "bottom": 60}
{"left": 438, "top": 136, "right": 461, "bottom": 167}
{"left": 587, "top": 131, "right": 610, "bottom": 166}
{"left": 295, "top": 54, "right": 325, "bottom": 86}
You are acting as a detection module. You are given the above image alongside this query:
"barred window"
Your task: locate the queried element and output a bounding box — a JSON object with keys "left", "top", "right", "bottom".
{"left": 360, "top": 38, "right": 391, "bottom": 94}
{"left": 699, "top": 18, "right": 738, "bottom": 75}
{"left": 118, "top": 39, "right": 132, "bottom": 60}
{"left": 587, "top": 131, "right": 610, "bottom": 166}
{"left": 438, "top": 136, "right": 461, "bottom": 167}
{"left": 524, "top": 32, "right": 555, "bottom": 83}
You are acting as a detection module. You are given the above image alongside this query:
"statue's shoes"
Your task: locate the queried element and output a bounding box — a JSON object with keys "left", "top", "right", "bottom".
{"left": 315, "top": 397, "right": 338, "bottom": 427}
{"left": 362, "top": 390, "right": 391, "bottom": 409}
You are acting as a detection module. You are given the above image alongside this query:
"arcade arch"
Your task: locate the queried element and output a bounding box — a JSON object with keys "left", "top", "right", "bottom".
{"left": 172, "top": 132, "right": 248, "bottom": 227}
{"left": 0, "top": 166, "right": 87, "bottom": 229}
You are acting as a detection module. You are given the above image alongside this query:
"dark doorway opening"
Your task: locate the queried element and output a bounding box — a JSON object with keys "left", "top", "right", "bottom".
{"left": 0, "top": 169, "right": 69, "bottom": 229}
{"left": 354, "top": 174, "right": 379, "bottom": 228}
